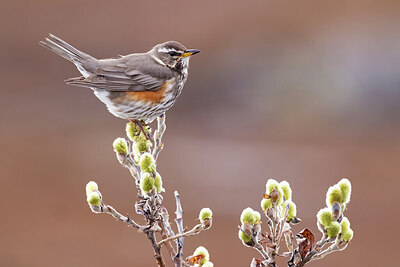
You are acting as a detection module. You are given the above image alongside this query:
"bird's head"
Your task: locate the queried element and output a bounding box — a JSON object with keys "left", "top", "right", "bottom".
{"left": 150, "top": 41, "right": 200, "bottom": 69}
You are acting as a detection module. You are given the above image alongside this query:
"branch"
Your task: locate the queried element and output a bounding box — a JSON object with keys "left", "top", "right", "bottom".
{"left": 158, "top": 223, "right": 204, "bottom": 246}
{"left": 294, "top": 235, "right": 345, "bottom": 267}
{"left": 160, "top": 207, "right": 177, "bottom": 261}
{"left": 174, "top": 191, "right": 184, "bottom": 266}
{"left": 144, "top": 229, "right": 166, "bottom": 267}
{"left": 90, "top": 204, "right": 141, "bottom": 229}
{"left": 153, "top": 113, "right": 166, "bottom": 161}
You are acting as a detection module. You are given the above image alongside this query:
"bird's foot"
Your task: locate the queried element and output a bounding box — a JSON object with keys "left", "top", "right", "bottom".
{"left": 130, "top": 119, "right": 152, "bottom": 141}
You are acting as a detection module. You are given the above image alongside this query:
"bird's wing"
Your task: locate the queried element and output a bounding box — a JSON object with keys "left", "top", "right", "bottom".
{"left": 65, "top": 64, "right": 166, "bottom": 92}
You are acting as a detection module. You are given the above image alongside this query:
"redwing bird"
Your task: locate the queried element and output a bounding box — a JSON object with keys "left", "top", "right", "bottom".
{"left": 40, "top": 34, "right": 199, "bottom": 124}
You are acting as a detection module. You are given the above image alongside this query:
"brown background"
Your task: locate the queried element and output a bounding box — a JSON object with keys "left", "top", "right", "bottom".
{"left": 1, "top": 0, "right": 399, "bottom": 266}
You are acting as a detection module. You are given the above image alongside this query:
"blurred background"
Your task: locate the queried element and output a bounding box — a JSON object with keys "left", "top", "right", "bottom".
{"left": 1, "top": 0, "right": 399, "bottom": 266}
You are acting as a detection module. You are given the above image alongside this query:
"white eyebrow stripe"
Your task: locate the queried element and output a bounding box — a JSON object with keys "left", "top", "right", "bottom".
{"left": 152, "top": 55, "right": 166, "bottom": 66}
{"left": 158, "top": 47, "right": 180, "bottom": 54}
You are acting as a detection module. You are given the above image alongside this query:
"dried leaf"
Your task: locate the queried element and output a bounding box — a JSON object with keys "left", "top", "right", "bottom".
{"left": 297, "top": 228, "right": 315, "bottom": 250}
{"left": 251, "top": 258, "right": 267, "bottom": 267}
{"left": 187, "top": 254, "right": 205, "bottom": 264}
{"left": 298, "top": 240, "right": 310, "bottom": 260}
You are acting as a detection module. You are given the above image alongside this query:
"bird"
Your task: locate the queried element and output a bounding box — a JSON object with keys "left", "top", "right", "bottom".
{"left": 39, "top": 34, "right": 200, "bottom": 125}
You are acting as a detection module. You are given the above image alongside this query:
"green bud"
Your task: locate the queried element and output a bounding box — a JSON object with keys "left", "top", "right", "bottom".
{"left": 340, "top": 217, "right": 353, "bottom": 241}
{"left": 238, "top": 229, "right": 254, "bottom": 247}
{"left": 87, "top": 192, "right": 101, "bottom": 206}
{"left": 202, "top": 262, "right": 214, "bottom": 267}
{"left": 338, "top": 178, "right": 352, "bottom": 204}
{"left": 86, "top": 181, "right": 98, "bottom": 196}
{"left": 238, "top": 229, "right": 252, "bottom": 243}
{"left": 266, "top": 179, "right": 280, "bottom": 193}
{"left": 112, "top": 138, "right": 128, "bottom": 154}
{"left": 139, "top": 152, "right": 156, "bottom": 173}
{"left": 240, "top": 207, "right": 258, "bottom": 225}
{"left": 261, "top": 198, "right": 273, "bottom": 211}
{"left": 341, "top": 217, "right": 350, "bottom": 232}
{"left": 154, "top": 172, "right": 163, "bottom": 193}
{"left": 126, "top": 122, "right": 140, "bottom": 141}
{"left": 140, "top": 172, "right": 154, "bottom": 194}
{"left": 326, "top": 185, "right": 344, "bottom": 207}
{"left": 317, "top": 207, "right": 332, "bottom": 227}
{"left": 341, "top": 227, "right": 353, "bottom": 241}
{"left": 199, "top": 208, "right": 213, "bottom": 222}
{"left": 326, "top": 221, "right": 341, "bottom": 238}
{"left": 279, "top": 180, "right": 292, "bottom": 200}
{"left": 281, "top": 200, "right": 297, "bottom": 221}
{"left": 135, "top": 139, "right": 152, "bottom": 154}
{"left": 193, "top": 246, "right": 210, "bottom": 265}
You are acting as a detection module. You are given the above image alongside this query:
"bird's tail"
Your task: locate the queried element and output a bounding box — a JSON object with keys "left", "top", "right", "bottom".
{"left": 39, "top": 33, "right": 94, "bottom": 64}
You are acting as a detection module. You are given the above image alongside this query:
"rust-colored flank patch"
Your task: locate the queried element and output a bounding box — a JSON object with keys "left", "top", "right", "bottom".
{"left": 124, "top": 80, "right": 172, "bottom": 104}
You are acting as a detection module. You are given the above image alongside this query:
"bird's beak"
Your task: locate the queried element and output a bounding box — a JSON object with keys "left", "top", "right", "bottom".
{"left": 181, "top": 49, "right": 200, "bottom": 58}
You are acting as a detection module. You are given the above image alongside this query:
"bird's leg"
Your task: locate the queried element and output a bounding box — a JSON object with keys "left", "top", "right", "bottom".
{"left": 141, "top": 120, "right": 154, "bottom": 142}
{"left": 130, "top": 119, "right": 152, "bottom": 141}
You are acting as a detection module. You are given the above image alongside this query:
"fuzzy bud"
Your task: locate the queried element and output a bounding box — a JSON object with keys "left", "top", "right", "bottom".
{"left": 87, "top": 191, "right": 101, "bottom": 206}
{"left": 279, "top": 180, "right": 292, "bottom": 200}
{"left": 281, "top": 200, "right": 297, "bottom": 221}
{"left": 193, "top": 246, "right": 210, "bottom": 265}
{"left": 140, "top": 172, "right": 154, "bottom": 195}
{"left": 202, "top": 262, "right": 214, "bottom": 267}
{"left": 85, "top": 181, "right": 98, "bottom": 196}
{"left": 261, "top": 198, "right": 273, "bottom": 211}
{"left": 199, "top": 208, "right": 213, "bottom": 222}
{"left": 317, "top": 207, "right": 333, "bottom": 228}
{"left": 341, "top": 227, "right": 353, "bottom": 241}
{"left": 326, "top": 221, "right": 341, "bottom": 238}
{"left": 238, "top": 229, "right": 254, "bottom": 247}
{"left": 326, "top": 185, "right": 344, "bottom": 207}
{"left": 126, "top": 122, "right": 140, "bottom": 141}
{"left": 340, "top": 217, "right": 353, "bottom": 241}
{"left": 154, "top": 172, "right": 164, "bottom": 193}
{"left": 338, "top": 178, "right": 352, "bottom": 204}
{"left": 341, "top": 217, "right": 350, "bottom": 231}
{"left": 139, "top": 153, "right": 156, "bottom": 173}
{"left": 240, "top": 207, "right": 259, "bottom": 225}
{"left": 112, "top": 138, "right": 128, "bottom": 154}
{"left": 135, "top": 139, "right": 152, "bottom": 154}
{"left": 266, "top": 179, "right": 280, "bottom": 193}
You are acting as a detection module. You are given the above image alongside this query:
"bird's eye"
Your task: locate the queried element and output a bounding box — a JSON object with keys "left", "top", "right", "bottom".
{"left": 168, "top": 51, "right": 179, "bottom": 57}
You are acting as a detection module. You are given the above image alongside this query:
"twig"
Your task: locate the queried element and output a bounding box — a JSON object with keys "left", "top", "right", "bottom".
{"left": 90, "top": 204, "right": 141, "bottom": 229}
{"left": 158, "top": 223, "right": 203, "bottom": 246}
{"left": 144, "top": 229, "right": 166, "bottom": 267}
{"left": 310, "top": 240, "right": 348, "bottom": 261}
{"left": 174, "top": 191, "right": 184, "bottom": 267}
{"left": 153, "top": 114, "right": 166, "bottom": 161}
{"left": 254, "top": 243, "right": 270, "bottom": 260}
{"left": 294, "top": 235, "right": 345, "bottom": 267}
{"left": 160, "top": 207, "right": 177, "bottom": 261}
{"left": 276, "top": 204, "right": 290, "bottom": 252}
{"left": 115, "top": 143, "right": 140, "bottom": 183}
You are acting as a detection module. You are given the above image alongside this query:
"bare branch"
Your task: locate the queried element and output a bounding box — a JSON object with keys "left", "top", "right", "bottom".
{"left": 90, "top": 204, "right": 141, "bottom": 229}
{"left": 174, "top": 191, "right": 184, "bottom": 266}
{"left": 153, "top": 114, "right": 166, "bottom": 161}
